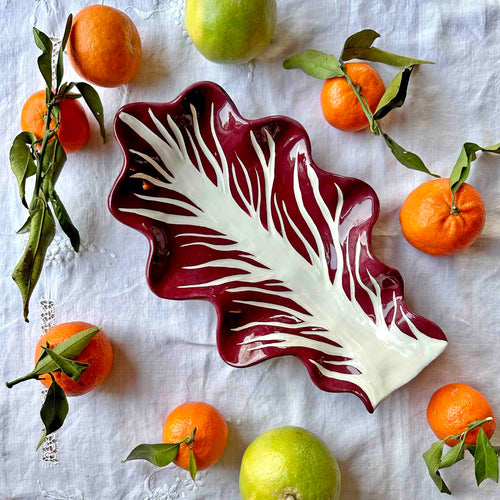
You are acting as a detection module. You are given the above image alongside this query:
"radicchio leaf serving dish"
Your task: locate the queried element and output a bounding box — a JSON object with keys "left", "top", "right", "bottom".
{"left": 108, "top": 81, "right": 447, "bottom": 412}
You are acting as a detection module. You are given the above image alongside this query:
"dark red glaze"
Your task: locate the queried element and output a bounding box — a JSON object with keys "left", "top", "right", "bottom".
{"left": 108, "top": 81, "right": 447, "bottom": 412}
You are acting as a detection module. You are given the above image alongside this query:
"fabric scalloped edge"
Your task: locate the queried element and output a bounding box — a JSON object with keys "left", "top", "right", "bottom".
{"left": 108, "top": 81, "right": 447, "bottom": 412}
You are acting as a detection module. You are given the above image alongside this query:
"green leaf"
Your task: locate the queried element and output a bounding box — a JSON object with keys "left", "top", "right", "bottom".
{"left": 75, "top": 82, "right": 106, "bottom": 141}
{"left": 123, "top": 443, "right": 181, "bottom": 467}
{"left": 41, "top": 346, "right": 89, "bottom": 382}
{"left": 10, "top": 132, "right": 37, "bottom": 208}
{"left": 469, "top": 445, "right": 500, "bottom": 457}
{"left": 6, "top": 326, "right": 100, "bottom": 387}
{"left": 283, "top": 50, "right": 345, "bottom": 79}
{"left": 440, "top": 441, "right": 465, "bottom": 468}
{"left": 381, "top": 133, "right": 440, "bottom": 177}
{"left": 47, "top": 182, "right": 80, "bottom": 251}
{"left": 449, "top": 142, "right": 500, "bottom": 196}
{"left": 33, "top": 27, "right": 53, "bottom": 90}
{"left": 423, "top": 441, "right": 451, "bottom": 494}
{"left": 42, "top": 137, "right": 67, "bottom": 183}
{"left": 342, "top": 46, "right": 433, "bottom": 67}
{"left": 340, "top": 29, "right": 433, "bottom": 66}
{"left": 474, "top": 427, "right": 499, "bottom": 485}
{"left": 340, "top": 29, "right": 381, "bottom": 61}
{"left": 189, "top": 449, "right": 197, "bottom": 481}
{"left": 17, "top": 215, "right": 32, "bottom": 234}
{"left": 12, "top": 200, "right": 55, "bottom": 322}
{"left": 374, "top": 65, "right": 415, "bottom": 120}
{"left": 63, "top": 93, "right": 82, "bottom": 100}
{"left": 37, "top": 379, "right": 68, "bottom": 450}
{"left": 56, "top": 14, "right": 73, "bottom": 89}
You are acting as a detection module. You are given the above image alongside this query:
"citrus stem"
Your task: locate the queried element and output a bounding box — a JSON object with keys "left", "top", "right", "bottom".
{"left": 442, "top": 417, "right": 493, "bottom": 444}
{"left": 5, "top": 371, "right": 39, "bottom": 388}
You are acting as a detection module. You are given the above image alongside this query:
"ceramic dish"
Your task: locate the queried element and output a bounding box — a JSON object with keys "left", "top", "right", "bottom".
{"left": 108, "top": 81, "right": 447, "bottom": 412}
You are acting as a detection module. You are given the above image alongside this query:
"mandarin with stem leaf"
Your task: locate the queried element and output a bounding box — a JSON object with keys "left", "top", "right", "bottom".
{"left": 400, "top": 178, "right": 485, "bottom": 256}
{"left": 20, "top": 90, "right": 90, "bottom": 153}
{"left": 427, "top": 383, "right": 496, "bottom": 446}
{"left": 320, "top": 62, "right": 385, "bottom": 132}
{"left": 162, "top": 402, "right": 228, "bottom": 471}
{"left": 35, "top": 321, "right": 113, "bottom": 397}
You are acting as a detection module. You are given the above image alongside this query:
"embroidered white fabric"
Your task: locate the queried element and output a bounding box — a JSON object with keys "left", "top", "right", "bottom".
{"left": 1, "top": 1, "right": 499, "bottom": 499}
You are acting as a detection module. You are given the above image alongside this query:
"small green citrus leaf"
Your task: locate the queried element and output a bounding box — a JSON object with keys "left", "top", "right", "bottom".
{"left": 10, "top": 132, "right": 37, "bottom": 208}
{"left": 123, "top": 443, "right": 181, "bottom": 467}
{"left": 449, "top": 142, "right": 500, "bottom": 196}
{"left": 17, "top": 215, "right": 32, "bottom": 234}
{"left": 469, "top": 445, "right": 500, "bottom": 457}
{"left": 41, "top": 346, "right": 89, "bottom": 381}
{"left": 340, "top": 29, "right": 381, "bottom": 61}
{"left": 440, "top": 441, "right": 465, "bottom": 469}
{"left": 189, "top": 449, "right": 197, "bottom": 481}
{"left": 423, "top": 440, "right": 451, "bottom": 494}
{"left": 33, "top": 27, "right": 53, "bottom": 90}
{"left": 56, "top": 14, "right": 73, "bottom": 89}
{"left": 37, "top": 379, "right": 68, "bottom": 451}
{"left": 382, "top": 133, "right": 440, "bottom": 177}
{"left": 12, "top": 200, "right": 55, "bottom": 322}
{"left": 283, "top": 50, "right": 344, "bottom": 79}
{"left": 42, "top": 137, "right": 67, "bottom": 183}
{"left": 74, "top": 82, "right": 106, "bottom": 141}
{"left": 340, "top": 29, "right": 433, "bottom": 66}
{"left": 474, "top": 427, "right": 499, "bottom": 485}
{"left": 374, "top": 65, "right": 415, "bottom": 120}
{"left": 6, "top": 326, "right": 100, "bottom": 388}
{"left": 47, "top": 182, "right": 80, "bottom": 251}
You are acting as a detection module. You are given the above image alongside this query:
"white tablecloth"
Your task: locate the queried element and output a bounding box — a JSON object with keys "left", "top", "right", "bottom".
{"left": 1, "top": 1, "right": 500, "bottom": 499}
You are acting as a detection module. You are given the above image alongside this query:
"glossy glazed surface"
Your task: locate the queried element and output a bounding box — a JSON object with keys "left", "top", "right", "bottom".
{"left": 108, "top": 81, "right": 447, "bottom": 412}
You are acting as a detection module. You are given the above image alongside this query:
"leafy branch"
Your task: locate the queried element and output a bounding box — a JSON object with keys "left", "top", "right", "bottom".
{"left": 423, "top": 417, "right": 499, "bottom": 494}
{"left": 124, "top": 427, "right": 198, "bottom": 481}
{"left": 5, "top": 326, "right": 101, "bottom": 449}
{"left": 283, "top": 29, "right": 500, "bottom": 207}
{"left": 10, "top": 14, "right": 106, "bottom": 321}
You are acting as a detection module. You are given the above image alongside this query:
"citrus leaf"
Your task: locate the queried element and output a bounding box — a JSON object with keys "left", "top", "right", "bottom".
{"left": 47, "top": 182, "right": 80, "bottom": 251}
{"left": 449, "top": 142, "right": 500, "bottom": 196}
{"left": 342, "top": 46, "right": 433, "bottom": 67}
{"left": 12, "top": 200, "right": 55, "bottom": 322}
{"left": 37, "top": 379, "right": 68, "bottom": 451}
{"left": 56, "top": 14, "right": 73, "bottom": 89}
{"left": 123, "top": 443, "right": 181, "bottom": 467}
{"left": 423, "top": 441, "right": 451, "bottom": 494}
{"left": 340, "top": 29, "right": 433, "bottom": 66}
{"left": 75, "top": 82, "right": 106, "bottom": 141}
{"left": 340, "top": 29, "right": 381, "bottom": 61}
{"left": 33, "top": 27, "right": 53, "bottom": 90}
{"left": 41, "top": 346, "right": 89, "bottom": 382}
{"left": 440, "top": 441, "right": 465, "bottom": 468}
{"left": 17, "top": 215, "right": 32, "bottom": 234}
{"left": 374, "top": 65, "right": 415, "bottom": 120}
{"left": 469, "top": 445, "right": 500, "bottom": 457}
{"left": 10, "top": 132, "right": 37, "bottom": 208}
{"left": 381, "top": 133, "right": 440, "bottom": 177}
{"left": 63, "top": 93, "right": 82, "bottom": 100}
{"left": 42, "top": 137, "right": 67, "bottom": 183}
{"left": 474, "top": 428, "right": 499, "bottom": 485}
{"left": 283, "top": 50, "right": 345, "bottom": 79}
{"left": 6, "top": 326, "right": 100, "bottom": 387}
{"left": 189, "top": 449, "right": 197, "bottom": 481}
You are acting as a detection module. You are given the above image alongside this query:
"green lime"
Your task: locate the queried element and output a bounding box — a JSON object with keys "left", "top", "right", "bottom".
{"left": 239, "top": 426, "right": 341, "bottom": 500}
{"left": 185, "top": 0, "right": 277, "bottom": 64}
